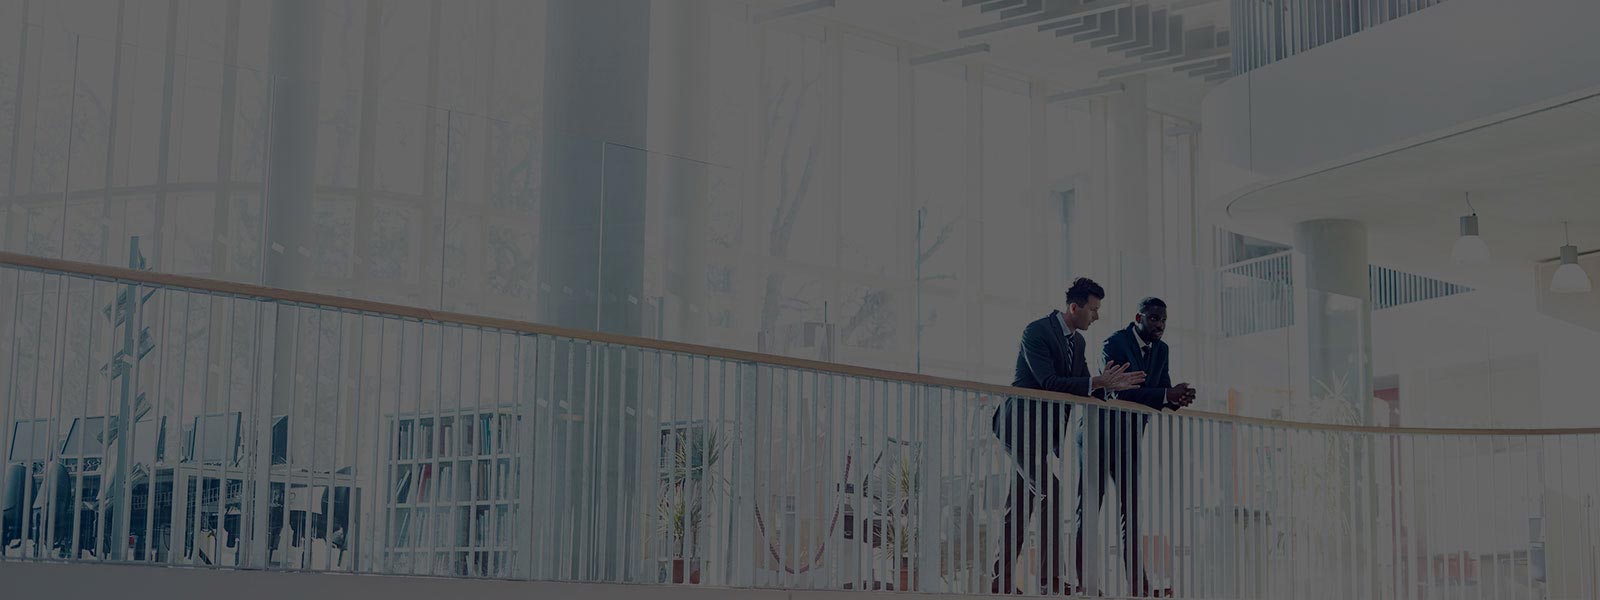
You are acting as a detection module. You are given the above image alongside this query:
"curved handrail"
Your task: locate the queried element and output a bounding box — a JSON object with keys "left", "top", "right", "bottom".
{"left": 3, "top": 250, "right": 1595, "bottom": 437}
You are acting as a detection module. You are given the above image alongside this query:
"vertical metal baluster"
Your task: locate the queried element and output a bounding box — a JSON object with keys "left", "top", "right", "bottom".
{"left": 572, "top": 338, "right": 589, "bottom": 580}
{"left": 422, "top": 320, "right": 441, "bottom": 579}
{"left": 590, "top": 341, "right": 608, "bottom": 582}
{"left": 14, "top": 271, "right": 43, "bottom": 559}
{"left": 848, "top": 375, "right": 860, "bottom": 591}
{"left": 788, "top": 368, "right": 800, "bottom": 589}
{"left": 343, "top": 311, "right": 364, "bottom": 573}
{"left": 536, "top": 336, "right": 558, "bottom": 579}
{"left": 1407, "top": 433, "right": 1421, "bottom": 600}
{"left": 466, "top": 327, "right": 483, "bottom": 577}
{"left": 1401, "top": 432, "right": 1414, "bottom": 600}
{"left": 196, "top": 293, "right": 220, "bottom": 566}
{"left": 1203, "top": 419, "right": 1216, "bottom": 600}
{"left": 172, "top": 291, "right": 199, "bottom": 566}
{"left": 1551, "top": 434, "right": 1564, "bottom": 600}
{"left": 416, "top": 318, "right": 435, "bottom": 576}
{"left": 617, "top": 344, "right": 632, "bottom": 583}
{"left": 300, "top": 305, "right": 320, "bottom": 571}
{"left": 128, "top": 281, "right": 156, "bottom": 563}
{"left": 1433, "top": 435, "right": 1446, "bottom": 600}
{"left": 1273, "top": 428, "right": 1286, "bottom": 600}
{"left": 1237, "top": 419, "right": 1248, "bottom": 600}
{"left": 934, "top": 385, "right": 944, "bottom": 593}
{"left": 1338, "top": 430, "right": 1348, "bottom": 600}
{"left": 646, "top": 347, "right": 662, "bottom": 583}
{"left": 392, "top": 319, "right": 411, "bottom": 575}
{"left": 1421, "top": 434, "right": 1434, "bottom": 600}
{"left": 221, "top": 295, "right": 242, "bottom": 568}
{"left": 761, "top": 363, "right": 774, "bottom": 588}
{"left": 1196, "top": 417, "right": 1207, "bottom": 600}
{"left": 43, "top": 274, "right": 70, "bottom": 561}
{"left": 370, "top": 317, "right": 391, "bottom": 574}
{"left": 72, "top": 276, "right": 103, "bottom": 563}
{"left": 512, "top": 332, "right": 534, "bottom": 579}
{"left": 360, "top": 314, "right": 380, "bottom": 574}
{"left": 327, "top": 309, "right": 351, "bottom": 573}
{"left": 716, "top": 358, "right": 730, "bottom": 587}
{"left": 553, "top": 338, "right": 571, "bottom": 578}
{"left": 895, "top": 379, "right": 905, "bottom": 593}
{"left": 1522, "top": 434, "right": 1534, "bottom": 600}
{"left": 321, "top": 310, "right": 340, "bottom": 572}
{"left": 737, "top": 358, "right": 751, "bottom": 588}
{"left": 1158, "top": 411, "right": 1169, "bottom": 599}
{"left": 57, "top": 275, "right": 84, "bottom": 562}
{"left": 824, "top": 368, "right": 836, "bottom": 590}
{"left": 1366, "top": 429, "right": 1376, "bottom": 600}
{"left": 0, "top": 267, "right": 18, "bottom": 553}
{"left": 491, "top": 331, "right": 505, "bottom": 577}
{"left": 1215, "top": 417, "right": 1225, "bottom": 600}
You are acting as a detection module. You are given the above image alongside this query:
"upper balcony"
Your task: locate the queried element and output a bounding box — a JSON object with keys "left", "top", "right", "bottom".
{"left": 3, "top": 250, "right": 1598, "bottom": 599}
{"left": 1203, "top": 0, "right": 1600, "bottom": 228}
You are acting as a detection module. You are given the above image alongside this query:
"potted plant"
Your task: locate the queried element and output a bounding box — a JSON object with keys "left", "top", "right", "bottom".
{"left": 652, "top": 427, "right": 726, "bottom": 584}
{"left": 874, "top": 450, "right": 921, "bottom": 591}
{"left": 1279, "top": 372, "right": 1362, "bottom": 590}
{"left": 656, "top": 486, "right": 705, "bottom": 583}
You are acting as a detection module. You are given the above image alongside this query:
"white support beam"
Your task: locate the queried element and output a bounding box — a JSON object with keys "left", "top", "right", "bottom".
{"left": 909, "top": 43, "right": 992, "bottom": 66}
{"left": 960, "top": 0, "right": 1126, "bottom": 38}
{"left": 1046, "top": 81, "right": 1125, "bottom": 103}
{"left": 1098, "top": 45, "right": 1228, "bottom": 78}
{"left": 752, "top": 0, "right": 835, "bottom": 24}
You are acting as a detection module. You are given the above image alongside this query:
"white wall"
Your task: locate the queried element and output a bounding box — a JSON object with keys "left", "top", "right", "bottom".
{"left": 1371, "top": 288, "right": 1600, "bottom": 429}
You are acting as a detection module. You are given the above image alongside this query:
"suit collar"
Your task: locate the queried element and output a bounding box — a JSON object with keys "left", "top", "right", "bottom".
{"left": 1051, "top": 310, "right": 1076, "bottom": 340}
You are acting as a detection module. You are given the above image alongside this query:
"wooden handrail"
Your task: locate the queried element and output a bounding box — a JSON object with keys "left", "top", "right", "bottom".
{"left": 3, "top": 250, "right": 1597, "bottom": 436}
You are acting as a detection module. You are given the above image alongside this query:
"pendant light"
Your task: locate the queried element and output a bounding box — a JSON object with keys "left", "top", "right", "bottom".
{"left": 1450, "top": 192, "right": 1489, "bottom": 265}
{"left": 1551, "top": 221, "right": 1592, "bottom": 294}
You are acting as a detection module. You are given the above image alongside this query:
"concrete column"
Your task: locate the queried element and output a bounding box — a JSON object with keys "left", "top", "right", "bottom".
{"left": 538, "top": 0, "right": 650, "bottom": 336}
{"left": 1104, "top": 76, "right": 1151, "bottom": 329}
{"left": 1292, "top": 218, "right": 1376, "bottom": 600}
{"left": 262, "top": 0, "right": 321, "bottom": 295}
{"left": 1292, "top": 218, "right": 1372, "bottom": 423}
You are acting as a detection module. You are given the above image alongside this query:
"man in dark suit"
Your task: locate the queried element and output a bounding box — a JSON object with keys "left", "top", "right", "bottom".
{"left": 1076, "top": 296, "right": 1195, "bottom": 597}
{"left": 990, "top": 278, "right": 1145, "bottom": 594}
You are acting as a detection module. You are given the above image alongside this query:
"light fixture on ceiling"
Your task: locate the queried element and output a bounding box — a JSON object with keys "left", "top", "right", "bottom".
{"left": 1551, "top": 221, "right": 1592, "bottom": 294}
{"left": 1450, "top": 192, "right": 1489, "bottom": 265}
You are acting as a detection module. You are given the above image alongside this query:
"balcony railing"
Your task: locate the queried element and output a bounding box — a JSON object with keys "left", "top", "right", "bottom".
{"left": 2, "top": 250, "right": 1598, "bottom": 599}
{"left": 1233, "top": 0, "right": 1450, "bottom": 75}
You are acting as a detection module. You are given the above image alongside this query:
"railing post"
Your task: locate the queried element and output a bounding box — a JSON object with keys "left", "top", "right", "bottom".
{"left": 916, "top": 385, "right": 943, "bottom": 592}
{"left": 243, "top": 300, "right": 277, "bottom": 569}
{"left": 726, "top": 359, "right": 759, "bottom": 588}
{"left": 514, "top": 333, "right": 539, "bottom": 580}
{"left": 1083, "top": 405, "right": 1102, "bottom": 595}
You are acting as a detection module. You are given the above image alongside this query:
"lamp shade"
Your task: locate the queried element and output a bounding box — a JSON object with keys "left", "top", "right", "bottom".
{"left": 1451, "top": 214, "right": 1489, "bottom": 265}
{"left": 1551, "top": 244, "right": 1592, "bottom": 294}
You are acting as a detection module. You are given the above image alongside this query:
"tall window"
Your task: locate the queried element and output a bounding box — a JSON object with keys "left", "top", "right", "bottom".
{"left": 911, "top": 62, "right": 968, "bottom": 379}
{"left": 978, "top": 73, "right": 1033, "bottom": 382}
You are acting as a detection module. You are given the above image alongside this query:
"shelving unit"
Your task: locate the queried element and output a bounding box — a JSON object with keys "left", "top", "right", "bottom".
{"left": 383, "top": 407, "right": 522, "bottom": 577}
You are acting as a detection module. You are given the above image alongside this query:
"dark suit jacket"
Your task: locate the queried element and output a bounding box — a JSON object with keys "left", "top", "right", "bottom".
{"left": 1088, "top": 325, "right": 1174, "bottom": 446}
{"left": 992, "top": 311, "right": 1103, "bottom": 465}
{"left": 1101, "top": 325, "right": 1172, "bottom": 411}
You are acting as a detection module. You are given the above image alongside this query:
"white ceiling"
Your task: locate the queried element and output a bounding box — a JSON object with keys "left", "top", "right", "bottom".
{"left": 1225, "top": 92, "right": 1600, "bottom": 287}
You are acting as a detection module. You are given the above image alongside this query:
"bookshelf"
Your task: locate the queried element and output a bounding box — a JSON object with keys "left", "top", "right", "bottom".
{"left": 384, "top": 407, "right": 522, "bottom": 577}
